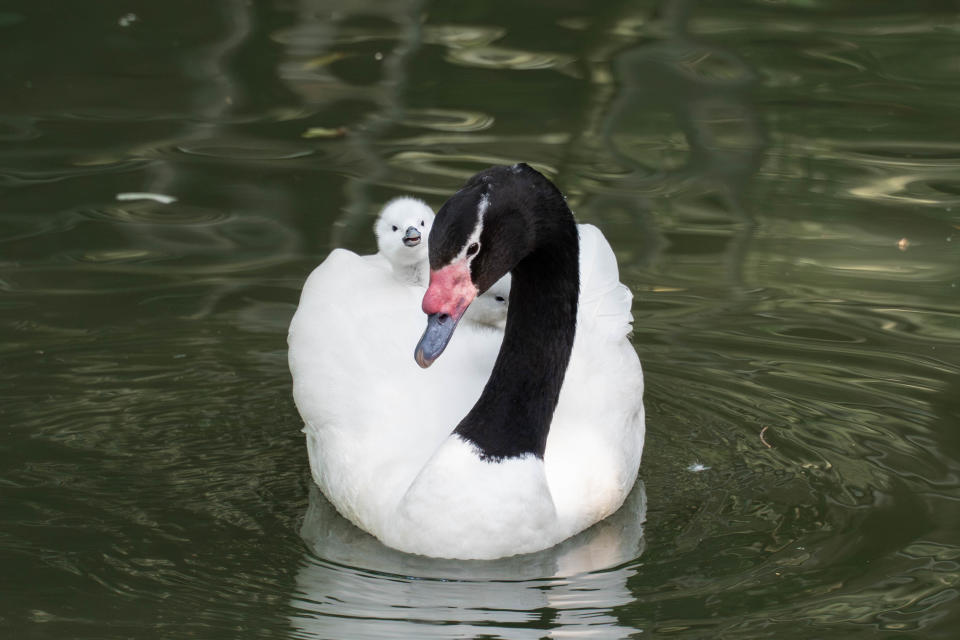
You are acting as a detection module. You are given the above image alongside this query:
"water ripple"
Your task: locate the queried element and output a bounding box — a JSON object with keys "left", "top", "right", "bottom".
{"left": 0, "top": 115, "right": 41, "bottom": 141}
{"left": 445, "top": 46, "right": 575, "bottom": 71}
{"left": 386, "top": 150, "right": 556, "bottom": 184}
{"left": 850, "top": 171, "right": 960, "bottom": 207}
{"left": 0, "top": 158, "right": 153, "bottom": 187}
{"left": 175, "top": 143, "right": 314, "bottom": 161}
{"left": 82, "top": 203, "right": 230, "bottom": 226}
{"left": 400, "top": 108, "right": 494, "bottom": 132}
{"left": 422, "top": 24, "right": 506, "bottom": 49}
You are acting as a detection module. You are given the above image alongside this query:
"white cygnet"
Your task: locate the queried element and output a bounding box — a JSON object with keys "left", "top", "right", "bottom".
{"left": 462, "top": 273, "right": 511, "bottom": 330}
{"left": 373, "top": 197, "right": 434, "bottom": 287}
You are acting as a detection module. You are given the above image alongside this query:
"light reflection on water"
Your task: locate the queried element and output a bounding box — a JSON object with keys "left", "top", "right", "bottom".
{"left": 291, "top": 485, "right": 646, "bottom": 639}
{"left": 2, "top": 0, "right": 960, "bottom": 638}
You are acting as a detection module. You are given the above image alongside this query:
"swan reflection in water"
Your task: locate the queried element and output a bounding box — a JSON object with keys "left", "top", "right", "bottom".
{"left": 290, "top": 481, "right": 647, "bottom": 639}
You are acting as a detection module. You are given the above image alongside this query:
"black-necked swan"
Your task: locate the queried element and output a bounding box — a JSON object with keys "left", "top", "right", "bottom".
{"left": 288, "top": 163, "right": 645, "bottom": 559}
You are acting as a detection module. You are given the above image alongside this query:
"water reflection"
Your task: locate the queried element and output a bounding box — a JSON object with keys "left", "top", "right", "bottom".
{"left": 445, "top": 46, "right": 576, "bottom": 72}
{"left": 400, "top": 108, "right": 495, "bottom": 132}
{"left": 576, "top": 0, "right": 764, "bottom": 291}
{"left": 273, "top": 0, "right": 429, "bottom": 250}
{"left": 290, "top": 483, "right": 646, "bottom": 639}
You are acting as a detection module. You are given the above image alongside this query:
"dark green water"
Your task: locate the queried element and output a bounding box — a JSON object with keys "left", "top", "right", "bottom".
{"left": 3, "top": 1, "right": 959, "bottom": 637}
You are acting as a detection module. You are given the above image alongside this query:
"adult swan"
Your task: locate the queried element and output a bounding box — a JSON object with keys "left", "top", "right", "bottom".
{"left": 288, "top": 164, "right": 645, "bottom": 559}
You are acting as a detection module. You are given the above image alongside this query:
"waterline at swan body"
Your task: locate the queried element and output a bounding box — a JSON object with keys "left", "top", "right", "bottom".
{"left": 288, "top": 164, "right": 645, "bottom": 559}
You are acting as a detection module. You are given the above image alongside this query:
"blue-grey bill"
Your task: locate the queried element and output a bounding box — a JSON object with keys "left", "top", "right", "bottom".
{"left": 402, "top": 226, "right": 421, "bottom": 247}
{"left": 415, "top": 312, "right": 460, "bottom": 368}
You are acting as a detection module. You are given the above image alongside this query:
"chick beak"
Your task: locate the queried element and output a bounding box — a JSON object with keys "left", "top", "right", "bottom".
{"left": 402, "top": 226, "right": 422, "bottom": 247}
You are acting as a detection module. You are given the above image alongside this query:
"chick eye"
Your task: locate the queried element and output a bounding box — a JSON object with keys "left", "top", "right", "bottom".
{"left": 495, "top": 296, "right": 505, "bottom": 302}
{"left": 392, "top": 225, "right": 398, "bottom": 232}
{"left": 466, "top": 242, "right": 479, "bottom": 257}
{"left": 420, "top": 220, "right": 425, "bottom": 227}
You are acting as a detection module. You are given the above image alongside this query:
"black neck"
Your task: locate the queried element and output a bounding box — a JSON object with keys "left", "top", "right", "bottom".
{"left": 454, "top": 211, "right": 579, "bottom": 461}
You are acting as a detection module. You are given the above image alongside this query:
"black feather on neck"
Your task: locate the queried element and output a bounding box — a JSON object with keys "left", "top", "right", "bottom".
{"left": 454, "top": 171, "right": 579, "bottom": 461}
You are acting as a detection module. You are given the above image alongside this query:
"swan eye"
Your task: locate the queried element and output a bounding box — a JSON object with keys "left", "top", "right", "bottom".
{"left": 420, "top": 220, "right": 425, "bottom": 227}
{"left": 466, "top": 242, "right": 479, "bottom": 257}
{"left": 392, "top": 225, "right": 398, "bottom": 232}
{"left": 495, "top": 296, "right": 505, "bottom": 302}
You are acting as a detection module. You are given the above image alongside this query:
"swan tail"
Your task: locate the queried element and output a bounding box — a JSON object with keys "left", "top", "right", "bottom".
{"left": 576, "top": 224, "right": 634, "bottom": 339}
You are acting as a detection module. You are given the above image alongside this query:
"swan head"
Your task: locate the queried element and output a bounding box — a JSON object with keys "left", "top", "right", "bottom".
{"left": 374, "top": 197, "right": 434, "bottom": 268}
{"left": 416, "top": 164, "right": 570, "bottom": 367}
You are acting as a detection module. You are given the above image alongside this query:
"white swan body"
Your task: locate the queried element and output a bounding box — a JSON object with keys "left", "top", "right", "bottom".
{"left": 289, "top": 165, "right": 644, "bottom": 559}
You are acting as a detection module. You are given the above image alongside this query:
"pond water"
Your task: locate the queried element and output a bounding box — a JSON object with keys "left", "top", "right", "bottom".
{"left": 3, "top": 0, "right": 959, "bottom": 637}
